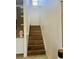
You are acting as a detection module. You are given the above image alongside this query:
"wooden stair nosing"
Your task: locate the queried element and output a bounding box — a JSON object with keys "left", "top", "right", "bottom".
{"left": 29, "top": 36, "right": 42, "bottom": 39}
{"left": 27, "top": 49, "right": 45, "bottom": 55}
{"left": 28, "top": 40, "right": 43, "bottom": 45}
{"left": 28, "top": 45, "right": 45, "bottom": 50}
{"left": 30, "top": 26, "right": 40, "bottom": 28}
{"left": 29, "top": 34, "right": 41, "bottom": 36}
{"left": 28, "top": 44, "right": 44, "bottom": 47}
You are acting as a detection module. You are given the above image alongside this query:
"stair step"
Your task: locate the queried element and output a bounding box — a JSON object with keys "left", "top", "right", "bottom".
{"left": 29, "top": 36, "right": 42, "bottom": 40}
{"left": 29, "top": 32, "right": 41, "bottom": 36}
{"left": 30, "top": 26, "right": 40, "bottom": 28}
{"left": 30, "top": 27, "right": 41, "bottom": 29}
{"left": 27, "top": 50, "right": 45, "bottom": 56}
{"left": 28, "top": 44, "right": 44, "bottom": 50}
{"left": 28, "top": 40, "right": 43, "bottom": 45}
{"left": 30, "top": 30, "right": 41, "bottom": 33}
{"left": 30, "top": 26, "right": 40, "bottom": 30}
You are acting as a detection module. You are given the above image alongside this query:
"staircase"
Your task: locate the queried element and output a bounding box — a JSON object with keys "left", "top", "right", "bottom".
{"left": 27, "top": 26, "right": 46, "bottom": 56}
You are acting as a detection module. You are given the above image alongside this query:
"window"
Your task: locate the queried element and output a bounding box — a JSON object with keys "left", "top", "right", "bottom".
{"left": 32, "top": 0, "right": 48, "bottom": 6}
{"left": 32, "top": 0, "right": 39, "bottom": 6}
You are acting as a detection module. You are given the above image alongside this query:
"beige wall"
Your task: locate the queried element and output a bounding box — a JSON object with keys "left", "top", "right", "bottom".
{"left": 39, "top": 0, "right": 62, "bottom": 59}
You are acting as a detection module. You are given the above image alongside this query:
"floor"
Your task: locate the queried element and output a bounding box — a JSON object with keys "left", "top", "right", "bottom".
{"left": 16, "top": 54, "right": 48, "bottom": 59}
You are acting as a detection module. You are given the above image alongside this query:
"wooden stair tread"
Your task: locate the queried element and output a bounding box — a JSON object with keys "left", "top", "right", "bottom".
{"left": 28, "top": 40, "right": 43, "bottom": 45}
{"left": 28, "top": 45, "right": 44, "bottom": 50}
{"left": 29, "top": 39, "right": 43, "bottom": 41}
{"left": 28, "top": 44, "right": 44, "bottom": 46}
{"left": 30, "top": 27, "right": 40, "bottom": 30}
{"left": 27, "top": 50, "right": 45, "bottom": 56}
{"left": 28, "top": 49, "right": 45, "bottom": 52}
{"left": 29, "top": 36, "right": 42, "bottom": 40}
{"left": 29, "top": 33, "right": 41, "bottom": 36}
{"left": 30, "top": 26, "right": 40, "bottom": 28}
{"left": 30, "top": 30, "right": 41, "bottom": 33}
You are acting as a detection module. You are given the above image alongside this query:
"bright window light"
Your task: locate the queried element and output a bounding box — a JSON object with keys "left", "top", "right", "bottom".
{"left": 32, "top": 0, "right": 39, "bottom": 6}
{"left": 32, "top": 0, "right": 38, "bottom": 2}
{"left": 32, "top": 0, "right": 48, "bottom": 6}
{"left": 32, "top": 2, "right": 38, "bottom": 6}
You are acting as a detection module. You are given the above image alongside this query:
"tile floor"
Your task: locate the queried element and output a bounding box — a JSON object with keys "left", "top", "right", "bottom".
{"left": 16, "top": 54, "right": 48, "bottom": 59}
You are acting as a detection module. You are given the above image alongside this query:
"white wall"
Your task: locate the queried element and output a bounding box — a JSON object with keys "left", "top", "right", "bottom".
{"left": 39, "top": 0, "right": 62, "bottom": 59}
{"left": 29, "top": 7, "right": 40, "bottom": 25}
{"left": 16, "top": 38, "right": 24, "bottom": 54}
{"left": 23, "top": 0, "right": 30, "bottom": 57}
{"left": 23, "top": 0, "right": 62, "bottom": 58}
